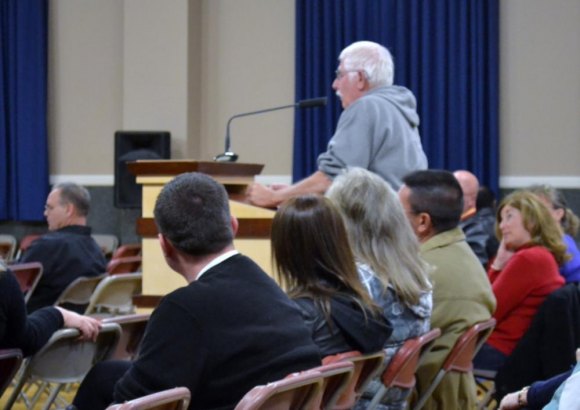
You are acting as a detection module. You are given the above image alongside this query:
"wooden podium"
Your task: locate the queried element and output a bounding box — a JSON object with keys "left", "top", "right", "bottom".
{"left": 128, "top": 160, "right": 276, "bottom": 298}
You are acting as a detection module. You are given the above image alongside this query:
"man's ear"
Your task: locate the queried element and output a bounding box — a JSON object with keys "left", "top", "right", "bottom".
{"left": 230, "top": 216, "right": 239, "bottom": 237}
{"left": 356, "top": 71, "right": 370, "bottom": 91}
{"left": 416, "top": 212, "right": 432, "bottom": 236}
{"left": 64, "top": 202, "right": 75, "bottom": 218}
{"left": 158, "top": 233, "right": 174, "bottom": 258}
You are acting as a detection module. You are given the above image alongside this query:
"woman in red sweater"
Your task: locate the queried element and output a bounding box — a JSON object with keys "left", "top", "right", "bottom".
{"left": 474, "top": 190, "right": 567, "bottom": 371}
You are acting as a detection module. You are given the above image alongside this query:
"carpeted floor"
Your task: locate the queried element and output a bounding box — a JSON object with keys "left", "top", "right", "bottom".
{"left": 1, "top": 383, "right": 78, "bottom": 410}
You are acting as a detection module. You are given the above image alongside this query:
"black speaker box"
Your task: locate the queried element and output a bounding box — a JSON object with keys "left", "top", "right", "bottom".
{"left": 114, "top": 131, "right": 171, "bottom": 208}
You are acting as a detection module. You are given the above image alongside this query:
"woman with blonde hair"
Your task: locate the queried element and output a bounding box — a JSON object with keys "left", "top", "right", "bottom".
{"left": 326, "top": 168, "right": 432, "bottom": 409}
{"left": 529, "top": 184, "right": 580, "bottom": 282}
{"left": 271, "top": 195, "right": 392, "bottom": 357}
{"left": 474, "top": 190, "right": 567, "bottom": 371}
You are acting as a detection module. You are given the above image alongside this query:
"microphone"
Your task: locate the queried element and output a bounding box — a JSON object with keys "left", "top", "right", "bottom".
{"left": 214, "top": 97, "right": 327, "bottom": 162}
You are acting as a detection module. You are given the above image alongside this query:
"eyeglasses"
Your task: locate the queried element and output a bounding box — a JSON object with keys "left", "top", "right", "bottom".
{"left": 334, "top": 69, "right": 362, "bottom": 80}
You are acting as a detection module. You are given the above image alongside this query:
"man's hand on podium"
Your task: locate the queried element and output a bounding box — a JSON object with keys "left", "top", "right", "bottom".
{"left": 246, "top": 183, "right": 281, "bottom": 208}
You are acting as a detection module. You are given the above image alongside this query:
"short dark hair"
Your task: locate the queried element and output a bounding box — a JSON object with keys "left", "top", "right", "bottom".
{"left": 54, "top": 182, "right": 91, "bottom": 217}
{"left": 153, "top": 172, "right": 233, "bottom": 256}
{"left": 402, "top": 170, "right": 463, "bottom": 234}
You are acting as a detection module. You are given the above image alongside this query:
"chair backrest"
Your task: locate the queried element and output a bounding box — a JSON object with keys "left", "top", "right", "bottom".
{"left": 54, "top": 273, "right": 108, "bottom": 307}
{"left": 112, "top": 243, "right": 142, "bottom": 260}
{"left": 15, "top": 233, "right": 43, "bottom": 259}
{"left": 0, "top": 348, "right": 23, "bottom": 397}
{"left": 412, "top": 319, "right": 496, "bottom": 410}
{"left": 8, "top": 262, "right": 44, "bottom": 303}
{"left": 302, "top": 361, "right": 355, "bottom": 410}
{"left": 0, "top": 234, "right": 17, "bottom": 263}
{"left": 322, "top": 350, "right": 386, "bottom": 409}
{"left": 234, "top": 371, "right": 324, "bottom": 410}
{"left": 381, "top": 328, "right": 442, "bottom": 390}
{"left": 4, "top": 323, "right": 122, "bottom": 409}
{"left": 441, "top": 318, "right": 496, "bottom": 373}
{"left": 27, "top": 323, "right": 121, "bottom": 382}
{"left": 106, "top": 387, "right": 191, "bottom": 410}
{"left": 92, "top": 234, "right": 120, "bottom": 259}
{"left": 107, "top": 256, "right": 142, "bottom": 275}
{"left": 85, "top": 273, "right": 143, "bottom": 317}
{"left": 102, "top": 313, "right": 150, "bottom": 360}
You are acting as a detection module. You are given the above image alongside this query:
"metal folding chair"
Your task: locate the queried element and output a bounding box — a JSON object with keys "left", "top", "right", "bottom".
{"left": 367, "top": 328, "right": 441, "bottom": 410}
{"left": 105, "top": 387, "right": 190, "bottom": 410}
{"left": 9, "top": 262, "right": 44, "bottom": 303}
{"left": 85, "top": 273, "right": 142, "bottom": 317}
{"left": 0, "top": 348, "right": 23, "bottom": 397}
{"left": 413, "top": 318, "right": 496, "bottom": 410}
{"left": 5, "top": 323, "right": 122, "bottom": 410}
{"left": 322, "top": 350, "right": 386, "bottom": 409}
{"left": 234, "top": 371, "right": 324, "bottom": 410}
{"left": 103, "top": 313, "right": 150, "bottom": 360}
{"left": 92, "top": 234, "right": 120, "bottom": 260}
{"left": 0, "top": 234, "right": 17, "bottom": 263}
{"left": 107, "top": 256, "right": 142, "bottom": 275}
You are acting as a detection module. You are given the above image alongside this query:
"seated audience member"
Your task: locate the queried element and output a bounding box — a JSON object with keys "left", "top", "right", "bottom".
{"left": 529, "top": 184, "right": 580, "bottom": 283}
{"left": 0, "top": 261, "right": 101, "bottom": 356}
{"left": 475, "top": 185, "right": 500, "bottom": 262}
{"left": 499, "top": 348, "right": 580, "bottom": 410}
{"left": 398, "top": 170, "right": 496, "bottom": 410}
{"left": 72, "top": 173, "right": 321, "bottom": 410}
{"left": 326, "top": 168, "right": 432, "bottom": 409}
{"left": 20, "top": 183, "right": 107, "bottom": 312}
{"left": 474, "top": 190, "right": 566, "bottom": 371}
{"left": 454, "top": 170, "right": 496, "bottom": 266}
{"left": 271, "top": 195, "right": 392, "bottom": 357}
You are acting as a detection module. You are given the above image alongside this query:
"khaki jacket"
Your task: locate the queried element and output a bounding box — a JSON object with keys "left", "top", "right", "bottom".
{"left": 414, "top": 228, "right": 496, "bottom": 410}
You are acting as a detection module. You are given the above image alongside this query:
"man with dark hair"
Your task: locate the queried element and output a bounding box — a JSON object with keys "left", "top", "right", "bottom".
{"left": 399, "top": 170, "right": 496, "bottom": 410}
{"left": 20, "top": 182, "right": 106, "bottom": 312}
{"left": 72, "top": 172, "right": 321, "bottom": 410}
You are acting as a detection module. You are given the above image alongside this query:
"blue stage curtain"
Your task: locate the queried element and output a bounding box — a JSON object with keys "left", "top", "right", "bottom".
{"left": 294, "top": 0, "right": 499, "bottom": 193}
{"left": 0, "top": 0, "right": 49, "bottom": 221}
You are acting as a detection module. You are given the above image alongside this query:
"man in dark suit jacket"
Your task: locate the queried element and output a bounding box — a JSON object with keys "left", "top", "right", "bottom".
{"left": 73, "top": 172, "right": 321, "bottom": 410}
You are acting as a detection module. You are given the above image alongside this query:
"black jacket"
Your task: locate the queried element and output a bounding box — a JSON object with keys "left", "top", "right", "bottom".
{"left": 20, "top": 225, "right": 107, "bottom": 312}
{"left": 294, "top": 294, "right": 392, "bottom": 357}
{"left": 459, "top": 208, "right": 499, "bottom": 266}
{"left": 494, "top": 282, "right": 580, "bottom": 400}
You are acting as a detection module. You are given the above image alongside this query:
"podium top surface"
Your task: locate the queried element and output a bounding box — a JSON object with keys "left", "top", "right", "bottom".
{"left": 127, "top": 160, "right": 264, "bottom": 177}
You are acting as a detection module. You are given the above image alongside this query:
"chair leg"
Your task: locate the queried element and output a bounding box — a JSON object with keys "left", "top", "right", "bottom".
{"left": 476, "top": 380, "right": 496, "bottom": 410}
{"left": 413, "top": 371, "right": 446, "bottom": 410}
{"left": 5, "top": 369, "right": 28, "bottom": 410}
{"left": 41, "top": 383, "right": 64, "bottom": 410}
{"left": 366, "top": 384, "right": 388, "bottom": 410}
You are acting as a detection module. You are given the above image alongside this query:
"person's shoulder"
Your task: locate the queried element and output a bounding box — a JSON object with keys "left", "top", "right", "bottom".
{"left": 514, "top": 245, "right": 554, "bottom": 264}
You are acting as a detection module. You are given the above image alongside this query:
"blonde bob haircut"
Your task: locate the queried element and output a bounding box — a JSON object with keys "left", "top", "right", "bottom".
{"left": 327, "top": 167, "right": 431, "bottom": 306}
{"left": 496, "top": 190, "right": 569, "bottom": 266}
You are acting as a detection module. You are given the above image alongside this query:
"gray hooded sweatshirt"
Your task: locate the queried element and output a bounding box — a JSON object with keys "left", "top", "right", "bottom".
{"left": 318, "top": 85, "right": 427, "bottom": 190}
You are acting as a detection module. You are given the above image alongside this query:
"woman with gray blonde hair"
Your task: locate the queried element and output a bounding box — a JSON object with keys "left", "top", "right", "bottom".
{"left": 528, "top": 184, "right": 580, "bottom": 283}
{"left": 327, "top": 167, "right": 432, "bottom": 409}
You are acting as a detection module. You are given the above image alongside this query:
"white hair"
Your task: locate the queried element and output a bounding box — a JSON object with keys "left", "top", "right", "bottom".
{"left": 339, "top": 41, "right": 394, "bottom": 87}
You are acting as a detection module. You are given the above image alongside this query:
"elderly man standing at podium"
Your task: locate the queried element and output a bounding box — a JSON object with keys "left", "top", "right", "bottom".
{"left": 248, "top": 40, "right": 427, "bottom": 208}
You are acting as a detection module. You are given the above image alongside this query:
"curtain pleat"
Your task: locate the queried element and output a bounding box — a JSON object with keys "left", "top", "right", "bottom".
{"left": 0, "top": 0, "right": 49, "bottom": 221}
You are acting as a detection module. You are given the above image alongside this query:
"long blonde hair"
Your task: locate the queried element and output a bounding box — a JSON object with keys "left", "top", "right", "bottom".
{"left": 327, "top": 168, "right": 431, "bottom": 306}
{"left": 496, "top": 190, "right": 569, "bottom": 266}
